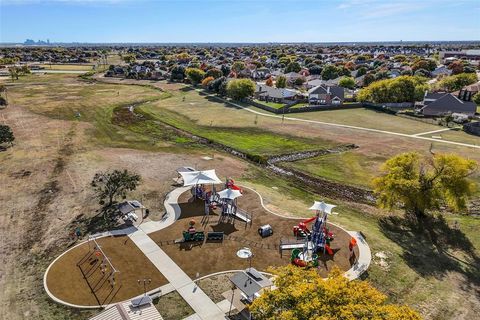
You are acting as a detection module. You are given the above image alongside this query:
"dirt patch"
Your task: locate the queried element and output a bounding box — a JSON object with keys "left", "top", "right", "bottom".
{"left": 149, "top": 189, "right": 358, "bottom": 279}
{"left": 197, "top": 272, "right": 236, "bottom": 303}
{"left": 153, "top": 291, "right": 194, "bottom": 320}
{"left": 45, "top": 235, "right": 168, "bottom": 306}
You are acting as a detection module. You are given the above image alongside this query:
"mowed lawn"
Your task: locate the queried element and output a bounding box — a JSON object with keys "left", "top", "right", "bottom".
{"left": 38, "top": 64, "right": 95, "bottom": 71}
{"left": 280, "top": 150, "right": 384, "bottom": 189}
{"left": 290, "top": 107, "right": 442, "bottom": 135}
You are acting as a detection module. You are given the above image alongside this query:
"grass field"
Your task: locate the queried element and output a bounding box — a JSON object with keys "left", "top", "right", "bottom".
{"left": 2, "top": 73, "right": 479, "bottom": 319}
{"left": 253, "top": 99, "right": 285, "bottom": 109}
{"left": 291, "top": 107, "right": 442, "bottom": 134}
{"left": 280, "top": 150, "right": 383, "bottom": 188}
{"left": 38, "top": 64, "right": 95, "bottom": 71}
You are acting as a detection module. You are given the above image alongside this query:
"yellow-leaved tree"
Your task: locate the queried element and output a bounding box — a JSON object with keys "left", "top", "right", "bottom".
{"left": 373, "top": 152, "right": 477, "bottom": 220}
{"left": 250, "top": 265, "right": 421, "bottom": 320}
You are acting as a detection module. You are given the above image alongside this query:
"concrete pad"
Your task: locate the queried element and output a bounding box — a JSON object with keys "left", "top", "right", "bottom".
{"left": 216, "top": 299, "right": 233, "bottom": 313}
{"left": 177, "top": 282, "right": 225, "bottom": 320}
{"left": 183, "top": 314, "right": 202, "bottom": 320}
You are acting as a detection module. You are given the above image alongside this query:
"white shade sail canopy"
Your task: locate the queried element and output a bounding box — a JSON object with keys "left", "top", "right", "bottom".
{"left": 217, "top": 188, "right": 242, "bottom": 200}
{"left": 309, "top": 201, "right": 336, "bottom": 214}
{"left": 180, "top": 169, "right": 223, "bottom": 187}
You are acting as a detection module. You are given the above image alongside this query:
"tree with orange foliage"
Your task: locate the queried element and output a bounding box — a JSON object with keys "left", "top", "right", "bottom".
{"left": 265, "top": 77, "right": 273, "bottom": 87}
{"left": 201, "top": 76, "right": 214, "bottom": 87}
{"left": 250, "top": 265, "right": 421, "bottom": 320}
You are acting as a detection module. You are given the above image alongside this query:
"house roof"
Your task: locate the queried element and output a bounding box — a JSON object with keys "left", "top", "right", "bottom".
{"left": 308, "top": 85, "right": 345, "bottom": 100}
{"left": 421, "top": 93, "right": 477, "bottom": 115}
{"left": 256, "top": 84, "right": 297, "bottom": 99}
{"left": 230, "top": 268, "right": 273, "bottom": 298}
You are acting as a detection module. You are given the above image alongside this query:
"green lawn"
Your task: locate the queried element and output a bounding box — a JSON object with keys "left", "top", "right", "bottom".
{"left": 280, "top": 150, "right": 384, "bottom": 189}
{"left": 291, "top": 107, "right": 442, "bottom": 134}
{"left": 253, "top": 99, "right": 285, "bottom": 109}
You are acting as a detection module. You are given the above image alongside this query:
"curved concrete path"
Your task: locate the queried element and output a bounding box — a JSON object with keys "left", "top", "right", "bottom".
{"left": 45, "top": 184, "right": 371, "bottom": 314}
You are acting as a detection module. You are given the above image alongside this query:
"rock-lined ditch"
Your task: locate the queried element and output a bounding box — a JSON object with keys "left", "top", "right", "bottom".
{"left": 116, "top": 105, "right": 375, "bottom": 204}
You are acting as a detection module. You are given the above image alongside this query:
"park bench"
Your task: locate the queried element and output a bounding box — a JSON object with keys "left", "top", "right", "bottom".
{"left": 183, "top": 231, "right": 205, "bottom": 242}
{"left": 206, "top": 231, "right": 224, "bottom": 241}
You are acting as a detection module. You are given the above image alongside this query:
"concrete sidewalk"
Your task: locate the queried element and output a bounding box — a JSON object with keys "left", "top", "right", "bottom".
{"left": 128, "top": 230, "right": 226, "bottom": 320}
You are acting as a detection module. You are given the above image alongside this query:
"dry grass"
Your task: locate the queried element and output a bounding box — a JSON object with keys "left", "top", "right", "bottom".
{"left": 46, "top": 235, "right": 168, "bottom": 306}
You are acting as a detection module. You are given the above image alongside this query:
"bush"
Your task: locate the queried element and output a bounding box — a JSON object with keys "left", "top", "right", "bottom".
{"left": 226, "top": 78, "right": 256, "bottom": 101}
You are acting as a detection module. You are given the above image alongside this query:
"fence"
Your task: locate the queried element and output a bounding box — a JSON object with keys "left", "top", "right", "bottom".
{"left": 464, "top": 122, "right": 480, "bottom": 136}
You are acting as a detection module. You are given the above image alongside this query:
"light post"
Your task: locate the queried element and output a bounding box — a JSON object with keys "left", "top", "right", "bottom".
{"left": 138, "top": 278, "right": 151, "bottom": 296}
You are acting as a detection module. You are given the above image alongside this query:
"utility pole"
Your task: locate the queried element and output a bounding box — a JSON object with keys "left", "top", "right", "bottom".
{"left": 138, "top": 278, "right": 151, "bottom": 296}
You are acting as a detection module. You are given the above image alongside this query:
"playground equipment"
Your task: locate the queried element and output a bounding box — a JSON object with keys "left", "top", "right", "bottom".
{"left": 291, "top": 248, "right": 318, "bottom": 268}
{"left": 79, "top": 236, "right": 120, "bottom": 289}
{"left": 181, "top": 219, "right": 205, "bottom": 242}
{"left": 258, "top": 224, "right": 273, "bottom": 238}
{"left": 216, "top": 178, "right": 252, "bottom": 225}
{"left": 280, "top": 201, "right": 337, "bottom": 267}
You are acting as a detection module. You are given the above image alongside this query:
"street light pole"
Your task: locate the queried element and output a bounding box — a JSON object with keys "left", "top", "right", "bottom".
{"left": 138, "top": 278, "right": 151, "bottom": 296}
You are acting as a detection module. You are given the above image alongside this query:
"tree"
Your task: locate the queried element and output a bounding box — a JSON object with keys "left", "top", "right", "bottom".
{"left": 250, "top": 265, "right": 421, "bottom": 320}
{"left": 122, "top": 54, "right": 136, "bottom": 64}
{"left": 285, "top": 61, "right": 301, "bottom": 73}
{"left": 473, "top": 92, "right": 480, "bottom": 106}
{"left": 0, "top": 124, "right": 14, "bottom": 147}
{"left": 170, "top": 65, "right": 185, "bottom": 81}
{"left": 8, "top": 67, "right": 19, "bottom": 81}
{"left": 321, "top": 64, "right": 339, "bottom": 80}
{"left": 220, "top": 64, "right": 230, "bottom": 77}
{"left": 357, "top": 76, "right": 427, "bottom": 103}
{"left": 206, "top": 67, "right": 223, "bottom": 79}
{"left": 436, "top": 73, "right": 477, "bottom": 92}
{"left": 411, "top": 59, "right": 436, "bottom": 72}
{"left": 448, "top": 60, "right": 464, "bottom": 75}
{"left": 231, "top": 61, "right": 246, "bottom": 74}
{"left": 356, "top": 66, "right": 367, "bottom": 77}
{"left": 294, "top": 77, "right": 305, "bottom": 86}
{"left": 201, "top": 76, "right": 214, "bottom": 88}
{"left": 185, "top": 67, "right": 205, "bottom": 85}
{"left": 91, "top": 170, "right": 141, "bottom": 208}
{"left": 308, "top": 64, "right": 322, "bottom": 75}
{"left": 276, "top": 75, "right": 287, "bottom": 88}
{"left": 265, "top": 77, "right": 274, "bottom": 87}
{"left": 208, "top": 76, "right": 228, "bottom": 95}
{"left": 373, "top": 152, "right": 477, "bottom": 220}
{"left": 338, "top": 76, "right": 355, "bottom": 89}
{"left": 226, "top": 78, "right": 255, "bottom": 101}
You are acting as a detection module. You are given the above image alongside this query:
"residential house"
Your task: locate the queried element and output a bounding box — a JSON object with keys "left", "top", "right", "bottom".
{"left": 457, "top": 81, "right": 480, "bottom": 102}
{"left": 308, "top": 85, "right": 345, "bottom": 105}
{"left": 431, "top": 65, "right": 452, "bottom": 77}
{"left": 419, "top": 92, "right": 477, "bottom": 117}
{"left": 255, "top": 84, "right": 301, "bottom": 103}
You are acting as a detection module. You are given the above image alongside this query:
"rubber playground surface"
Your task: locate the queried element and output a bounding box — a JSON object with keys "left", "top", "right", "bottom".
{"left": 149, "top": 188, "right": 357, "bottom": 279}
{"left": 45, "top": 235, "right": 168, "bottom": 306}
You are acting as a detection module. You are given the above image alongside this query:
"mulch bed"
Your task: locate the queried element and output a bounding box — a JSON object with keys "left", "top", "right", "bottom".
{"left": 149, "top": 188, "right": 358, "bottom": 278}
{"left": 46, "top": 235, "right": 167, "bottom": 306}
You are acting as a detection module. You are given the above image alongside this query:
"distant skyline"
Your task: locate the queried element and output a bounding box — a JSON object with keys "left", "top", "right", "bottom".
{"left": 1, "top": 0, "right": 479, "bottom": 43}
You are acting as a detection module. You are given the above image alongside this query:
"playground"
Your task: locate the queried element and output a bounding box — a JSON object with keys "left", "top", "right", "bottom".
{"left": 148, "top": 173, "right": 359, "bottom": 279}
{"left": 44, "top": 169, "right": 362, "bottom": 312}
{"left": 45, "top": 235, "right": 168, "bottom": 306}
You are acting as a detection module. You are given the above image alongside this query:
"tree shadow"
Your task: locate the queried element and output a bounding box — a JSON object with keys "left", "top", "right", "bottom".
{"left": 379, "top": 214, "right": 480, "bottom": 287}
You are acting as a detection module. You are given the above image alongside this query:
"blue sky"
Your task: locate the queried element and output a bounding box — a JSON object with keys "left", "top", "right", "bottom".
{"left": 1, "top": 0, "right": 479, "bottom": 43}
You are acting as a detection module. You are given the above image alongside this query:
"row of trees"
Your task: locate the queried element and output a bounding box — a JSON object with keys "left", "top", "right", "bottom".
{"left": 434, "top": 73, "right": 477, "bottom": 92}
{"left": 357, "top": 76, "right": 428, "bottom": 103}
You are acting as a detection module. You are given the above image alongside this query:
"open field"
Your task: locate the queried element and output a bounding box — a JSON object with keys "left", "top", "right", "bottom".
{"left": 153, "top": 291, "right": 195, "bottom": 320}
{"left": 38, "top": 64, "right": 95, "bottom": 71}
{"left": 280, "top": 150, "right": 381, "bottom": 189}
{"left": 46, "top": 235, "right": 168, "bottom": 306}
{"left": 290, "top": 107, "right": 442, "bottom": 134}
{"left": 1, "top": 73, "right": 479, "bottom": 319}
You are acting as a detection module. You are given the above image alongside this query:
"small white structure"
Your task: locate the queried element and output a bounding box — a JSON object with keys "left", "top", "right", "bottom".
{"left": 217, "top": 188, "right": 242, "bottom": 200}
{"left": 179, "top": 169, "right": 222, "bottom": 187}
